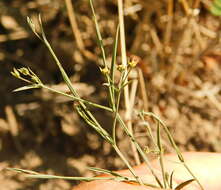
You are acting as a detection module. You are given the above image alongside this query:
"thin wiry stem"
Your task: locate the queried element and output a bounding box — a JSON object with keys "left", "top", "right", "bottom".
{"left": 113, "top": 145, "right": 144, "bottom": 185}
{"left": 141, "top": 111, "right": 204, "bottom": 190}
{"left": 41, "top": 84, "right": 112, "bottom": 112}
{"left": 89, "top": 0, "right": 116, "bottom": 108}
{"left": 116, "top": 114, "right": 163, "bottom": 188}
{"left": 28, "top": 15, "right": 114, "bottom": 144}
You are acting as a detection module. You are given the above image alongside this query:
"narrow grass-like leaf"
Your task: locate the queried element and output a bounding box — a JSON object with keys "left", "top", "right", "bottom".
{"left": 89, "top": 0, "right": 116, "bottom": 109}
{"left": 140, "top": 111, "right": 204, "bottom": 190}
{"left": 110, "top": 25, "right": 119, "bottom": 83}
{"left": 88, "top": 167, "right": 123, "bottom": 177}
{"left": 13, "top": 84, "right": 41, "bottom": 92}
{"left": 42, "top": 85, "right": 112, "bottom": 112}
{"left": 7, "top": 168, "right": 39, "bottom": 175}
{"left": 156, "top": 122, "right": 161, "bottom": 152}
{"left": 175, "top": 179, "right": 195, "bottom": 190}
{"left": 89, "top": 0, "right": 107, "bottom": 68}
{"left": 7, "top": 167, "right": 118, "bottom": 181}
{"left": 120, "top": 79, "right": 134, "bottom": 90}
{"left": 164, "top": 172, "right": 170, "bottom": 188}
{"left": 110, "top": 25, "right": 119, "bottom": 108}
{"left": 75, "top": 105, "right": 113, "bottom": 144}
{"left": 169, "top": 170, "right": 175, "bottom": 189}
{"left": 138, "top": 115, "right": 157, "bottom": 147}
{"left": 36, "top": 16, "right": 79, "bottom": 98}
{"left": 116, "top": 114, "right": 163, "bottom": 188}
{"left": 156, "top": 122, "right": 167, "bottom": 188}
{"left": 8, "top": 167, "right": 158, "bottom": 186}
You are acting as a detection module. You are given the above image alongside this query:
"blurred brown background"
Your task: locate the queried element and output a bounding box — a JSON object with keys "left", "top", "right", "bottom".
{"left": 1, "top": 0, "right": 221, "bottom": 189}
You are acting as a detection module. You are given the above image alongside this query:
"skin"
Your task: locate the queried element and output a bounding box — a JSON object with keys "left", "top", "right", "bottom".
{"left": 72, "top": 152, "right": 221, "bottom": 190}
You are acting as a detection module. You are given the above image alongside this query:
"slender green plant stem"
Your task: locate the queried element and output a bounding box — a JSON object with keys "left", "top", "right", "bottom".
{"left": 113, "top": 145, "right": 144, "bottom": 185}
{"left": 41, "top": 36, "right": 78, "bottom": 97}
{"left": 141, "top": 111, "right": 204, "bottom": 190}
{"left": 117, "top": 4, "right": 133, "bottom": 160}
{"left": 16, "top": 77, "right": 32, "bottom": 84}
{"left": 110, "top": 67, "right": 162, "bottom": 187}
{"left": 116, "top": 114, "right": 163, "bottom": 188}
{"left": 139, "top": 114, "right": 157, "bottom": 148}
{"left": 112, "top": 69, "right": 126, "bottom": 143}
{"left": 89, "top": 2, "right": 145, "bottom": 184}
{"left": 29, "top": 175, "right": 117, "bottom": 181}
{"left": 182, "top": 162, "right": 204, "bottom": 190}
{"left": 110, "top": 25, "right": 119, "bottom": 109}
{"left": 41, "top": 84, "right": 112, "bottom": 112}
{"left": 111, "top": 76, "right": 144, "bottom": 185}
{"left": 35, "top": 21, "right": 113, "bottom": 143}
{"left": 89, "top": 0, "right": 115, "bottom": 108}
{"left": 112, "top": 90, "right": 122, "bottom": 144}
{"left": 89, "top": 0, "right": 107, "bottom": 68}
{"left": 157, "top": 123, "right": 167, "bottom": 189}
{"left": 159, "top": 151, "right": 166, "bottom": 188}
{"left": 8, "top": 167, "right": 158, "bottom": 188}
{"left": 38, "top": 27, "right": 154, "bottom": 188}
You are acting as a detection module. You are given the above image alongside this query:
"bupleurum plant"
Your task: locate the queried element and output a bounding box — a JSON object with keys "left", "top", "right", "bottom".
{"left": 8, "top": 0, "right": 206, "bottom": 189}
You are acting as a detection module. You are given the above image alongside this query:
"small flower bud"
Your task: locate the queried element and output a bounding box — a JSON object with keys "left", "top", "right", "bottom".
{"left": 31, "top": 75, "right": 41, "bottom": 84}
{"left": 117, "top": 64, "right": 126, "bottom": 72}
{"left": 128, "top": 55, "right": 140, "bottom": 68}
{"left": 99, "top": 67, "right": 109, "bottom": 75}
{"left": 11, "top": 68, "right": 20, "bottom": 78}
{"left": 18, "top": 67, "right": 30, "bottom": 75}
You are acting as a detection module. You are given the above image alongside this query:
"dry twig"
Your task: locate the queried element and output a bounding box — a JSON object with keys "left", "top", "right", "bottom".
{"left": 5, "top": 105, "right": 23, "bottom": 153}
{"left": 65, "top": 0, "right": 97, "bottom": 61}
{"left": 118, "top": 0, "right": 140, "bottom": 165}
